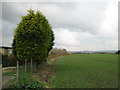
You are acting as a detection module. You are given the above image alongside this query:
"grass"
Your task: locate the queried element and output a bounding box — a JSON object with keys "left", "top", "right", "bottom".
{"left": 9, "top": 72, "right": 45, "bottom": 88}
{"left": 2, "top": 65, "right": 39, "bottom": 88}
{"left": 2, "top": 71, "right": 16, "bottom": 76}
{"left": 2, "top": 67, "right": 16, "bottom": 76}
{"left": 50, "top": 54, "right": 118, "bottom": 88}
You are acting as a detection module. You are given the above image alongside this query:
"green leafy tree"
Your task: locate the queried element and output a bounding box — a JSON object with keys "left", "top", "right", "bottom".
{"left": 12, "top": 9, "right": 54, "bottom": 72}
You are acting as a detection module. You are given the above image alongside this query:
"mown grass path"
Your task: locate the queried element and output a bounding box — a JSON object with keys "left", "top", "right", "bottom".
{"left": 50, "top": 54, "right": 118, "bottom": 88}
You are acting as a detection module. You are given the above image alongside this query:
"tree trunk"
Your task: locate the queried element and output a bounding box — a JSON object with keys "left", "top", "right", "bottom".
{"left": 33, "top": 61, "right": 37, "bottom": 72}
{"left": 16, "top": 60, "right": 19, "bottom": 82}
{"left": 35, "top": 61, "right": 36, "bottom": 72}
{"left": 25, "top": 59, "right": 27, "bottom": 73}
{"left": 31, "top": 58, "right": 32, "bottom": 73}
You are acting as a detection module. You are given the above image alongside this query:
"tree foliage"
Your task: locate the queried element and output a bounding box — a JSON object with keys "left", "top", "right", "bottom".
{"left": 12, "top": 9, "right": 54, "bottom": 63}
{"left": 116, "top": 50, "right": 120, "bottom": 54}
{"left": 50, "top": 48, "right": 69, "bottom": 55}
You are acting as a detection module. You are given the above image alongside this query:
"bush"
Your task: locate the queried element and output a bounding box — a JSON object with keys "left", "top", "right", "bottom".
{"left": 9, "top": 73, "right": 44, "bottom": 89}
{"left": 50, "top": 48, "right": 69, "bottom": 55}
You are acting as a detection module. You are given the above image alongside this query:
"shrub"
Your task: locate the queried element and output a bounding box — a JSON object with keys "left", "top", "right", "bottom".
{"left": 50, "top": 48, "right": 69, "bottom": 55}
{"left": 9, "top": 73, "right": 44, "bottom": 89}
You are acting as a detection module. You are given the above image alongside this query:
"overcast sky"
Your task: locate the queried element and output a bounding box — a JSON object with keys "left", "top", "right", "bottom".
{"left": 1, "top": 0, "right": 118, "bottom": 51}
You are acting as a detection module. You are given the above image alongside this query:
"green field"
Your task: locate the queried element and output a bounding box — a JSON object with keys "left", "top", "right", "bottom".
{"left": 50, "top": 54, "right": 118, "bottom": 88}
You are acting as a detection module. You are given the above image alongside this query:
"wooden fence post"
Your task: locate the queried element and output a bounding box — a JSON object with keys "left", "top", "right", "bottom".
{"left": 25, "top": 59, "right": 27, "bottom": 73}
{"left": 16, "top": 60, "right": 19, "bottom": 82}
{"left": 31, "top": 58, "right": 32, "bottom": 73}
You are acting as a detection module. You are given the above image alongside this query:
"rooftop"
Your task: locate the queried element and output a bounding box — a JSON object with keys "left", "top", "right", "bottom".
{"left": 0, "top": 46, "right": 13, "bottom": 49}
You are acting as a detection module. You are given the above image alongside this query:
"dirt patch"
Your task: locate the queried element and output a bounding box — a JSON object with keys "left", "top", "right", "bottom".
{"left": 2, "top": 67, "right": 17, "bottom": 88}
{"left": 2, "top": 76, "right": 15, "bottom": 88}
{"left": 32, "top": 55, "right": 65, "bottom": 84}
{"left": 33, "top": 64, "right": 55, "bottom": 84}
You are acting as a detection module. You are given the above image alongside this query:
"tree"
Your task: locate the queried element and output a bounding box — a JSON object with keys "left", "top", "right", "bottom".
{"left": 12, "top": 9, "right": 54, "bottom": 72}
{"left": 50, "top": 48, "right": 69, "bottom": 55}
{"left": 47, "top": 31, "right": 54, "bottom": 56}
{"left": 116, "top": 50, "right": 120, "bottom": 54}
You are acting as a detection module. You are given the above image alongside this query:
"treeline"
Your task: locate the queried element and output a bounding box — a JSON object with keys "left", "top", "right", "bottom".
{"left": 50, "top": 48, "right": 69, "bottom": 55}
{"left": 69, "top": 51, "right": 118, "bottom": 54}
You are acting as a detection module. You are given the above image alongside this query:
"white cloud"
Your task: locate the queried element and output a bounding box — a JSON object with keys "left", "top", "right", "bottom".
{"left": 100, "top": 2, "right": 118, "bottom": 37}
{"left": 53, "top": 28, "right": 79, "bottom": 46}
{"left": 53, "top": 27, "right": 118, "bottom": 51}
{"left": 2, "top": 37, "right": 13, "bottom": 46}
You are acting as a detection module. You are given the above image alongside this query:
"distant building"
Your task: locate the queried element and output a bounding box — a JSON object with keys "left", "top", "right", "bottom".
{"left": 0, "top": 46, "right": 13, "bottom": 55}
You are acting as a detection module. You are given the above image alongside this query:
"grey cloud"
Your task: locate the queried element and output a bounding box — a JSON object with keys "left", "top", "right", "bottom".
{"left": 2, "top": 2, "right": 24, "bottom": 24}
{"left": 2, "top": 20, "right": 15, "bottom": 38}
{"left": 1, "top": 2, "right": 118, "bottom": 50}
{"left": 2, "top": 2, "right": 108, "bottom": 34}
{"left": 43, "top": 2, "right": 108, "bottom": 34}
